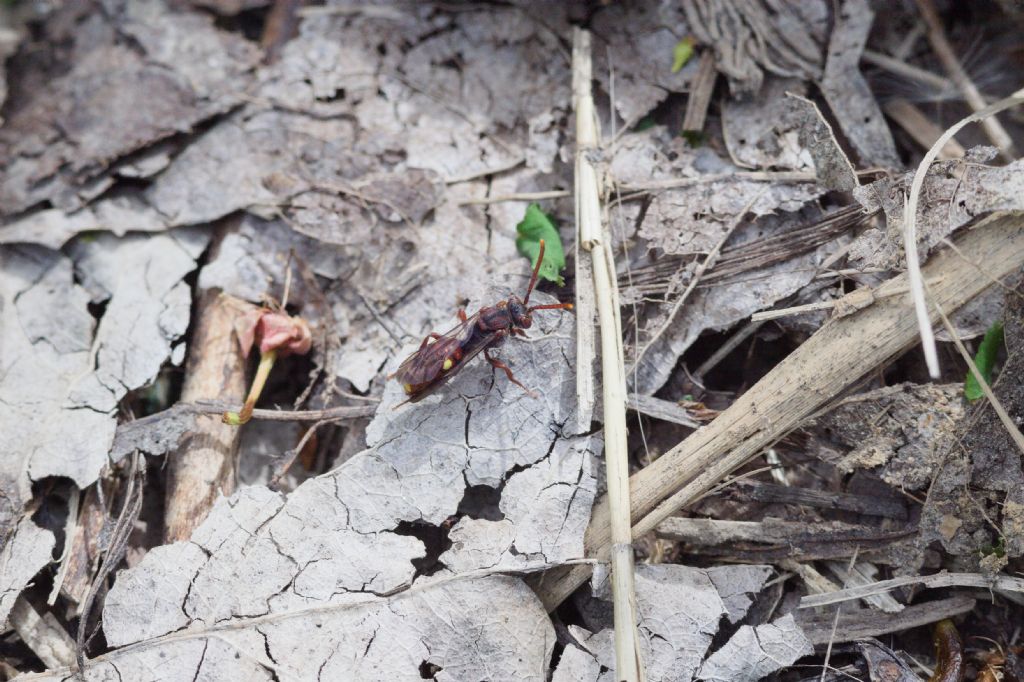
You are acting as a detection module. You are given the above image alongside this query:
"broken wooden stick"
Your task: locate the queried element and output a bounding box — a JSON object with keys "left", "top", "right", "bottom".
{"left": 163, "top": 290, "right": 249, "bottom": 542}
{"left": 533, "top": 213, "right": 1024, "bottom": 610}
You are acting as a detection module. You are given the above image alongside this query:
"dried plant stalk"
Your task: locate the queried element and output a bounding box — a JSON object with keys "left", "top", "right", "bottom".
{"left": 572, "top": 28, "right": 641, "bottom": 682}
{"left": 164, "top": 290, "right": 249, "bottom": 542}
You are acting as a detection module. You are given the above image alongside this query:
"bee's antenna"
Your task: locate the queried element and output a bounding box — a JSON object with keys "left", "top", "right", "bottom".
{"left": 528, "top": 302, "right": 574, "bottom": 312}
{"left": 523, "top": 239, "right": 545, "bottom": 305}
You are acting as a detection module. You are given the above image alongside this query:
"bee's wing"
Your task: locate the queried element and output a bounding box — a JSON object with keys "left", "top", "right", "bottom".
{"left": 390, "top": 315, "right": 477, "bottom": 387}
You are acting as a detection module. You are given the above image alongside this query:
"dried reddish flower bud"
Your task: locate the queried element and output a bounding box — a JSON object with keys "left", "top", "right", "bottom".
{"left": 238, "top": 309, "right": 312, "bottom": 359}
{"left": 255, "top": 312, "right": 312, "bottom": 357}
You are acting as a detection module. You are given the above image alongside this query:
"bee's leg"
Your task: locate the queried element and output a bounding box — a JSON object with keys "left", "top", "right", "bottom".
{"left": 457, "top": 308, "right": 468, "bottom": 322}
{"left": 418, "top": 332, "right": 443, "bottom": 351}
{"left": 484, "top": 348, "right": 537, "bottom": 398}
{"left": 511, "top": 328, "right": 528, "bottom": 338}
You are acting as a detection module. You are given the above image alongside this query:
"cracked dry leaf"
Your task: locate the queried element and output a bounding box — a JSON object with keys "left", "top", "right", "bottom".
{"left": 0, "top": 0, "right": 258, "bottom": 215}
{"left": 0, "top": 196, "right": 171, "bottom": 250}
{"left": 611, "top": 129, "right": 825, "bottom": 257}
{"left": 0, "top": 246, "right": 112, "bottom": 490}
{"left": 851, "top": 150, "right": 1024, "bottom": 270}
{"left": 696, "top": 614, "right": 813, "bottom": 681}
{"left": 785, "top": 93, "right": 858, "bottom": 192}
{"left": 45, "top": 303, "right": 586, "bottom": 678}
{"left": 260, "top": 4, "right": 568, "bottom": 181}
{"left": 1, "top": 230, "right": 204, "bottom": 496}
{"left": 396, "top": 7, "right": 570, "bottom": 177}
{"left": 0, "top": 517, "right": 55, "bottom": 627}
{"left": 567, "top": 564, "right": 779, "bottom": 681}
{"left": 144, "top": 110, "right": 364, "bottom": 227}
{"left": 67, "top": 229, "right": 209, "bottom": 413}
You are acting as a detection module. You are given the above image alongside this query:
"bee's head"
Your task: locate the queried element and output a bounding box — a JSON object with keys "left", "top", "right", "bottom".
{"left": 508, "top": 296, "right": 533, "bottom": 328}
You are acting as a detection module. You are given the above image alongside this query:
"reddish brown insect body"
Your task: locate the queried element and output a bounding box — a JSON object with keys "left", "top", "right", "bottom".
{"left": 388, "top": 240, "right": 573, "bottom": 403}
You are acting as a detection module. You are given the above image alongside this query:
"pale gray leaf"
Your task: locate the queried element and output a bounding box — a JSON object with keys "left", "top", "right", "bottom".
{"left": 0, "top": 246, "right": 113, "bottom": 489}
{"left": 588, "top": 563, "right": 744, "bottom": 681}
{"left": 706, "top": 564, "right": 774, "bottom": 624}
{"left": 817, "top": 0, "right": 900, "bottom": 168}
{"left": 0, "top": 0, "right": 258, "bottom": 215}
{"left": 696, "top": 613, "right": 814, "bottom": 681}
{"left": 591, "top": 1, "right": 693, "bottom": 125}
{"left": 93, "top": 480, "right": 559, "bottom": 681}
{"left": 722, "top": 77, "right": 813, "bottom": 170}
{"left": 0, "top": 196, "right": 170, "bottom": 250}
{"left": 439, "top": 435, "right": 599, "bottom": 571}
{"left": 66, "top": 228, "right": 208, "bottom": 412}
{"left": 552, "top": 644, "right": 608, "bottom": 682}
{"left": 785, "top": 93, "right": 858, "bottom": 192}
{"left": 850, "top": 152, "right": 1024, "bottom": 270}
{"left": 0, "top": 517, "right": 55, "bottom": 627}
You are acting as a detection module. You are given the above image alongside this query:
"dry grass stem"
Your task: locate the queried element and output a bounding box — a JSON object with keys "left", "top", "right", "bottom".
{"left": 572, "top": 28, "right": 641, "bottom": 682}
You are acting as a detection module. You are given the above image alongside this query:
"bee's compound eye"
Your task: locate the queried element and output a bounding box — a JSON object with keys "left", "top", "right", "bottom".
{"left": 442, "top": 357, "right": 454, "bottom": 371}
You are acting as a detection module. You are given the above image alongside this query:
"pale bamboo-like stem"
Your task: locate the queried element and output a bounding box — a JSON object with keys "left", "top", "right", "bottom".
{"left": 572, "top": 28, "right": 641, "bottom": 682}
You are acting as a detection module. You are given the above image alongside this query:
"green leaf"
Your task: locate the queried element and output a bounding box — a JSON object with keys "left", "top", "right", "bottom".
{"left": 633, "top": 116, "right": 656, "bottom": 132}
{"left": 681, "top": 130, "right": 705, "bottom": 147}
{"left": 964, "top": 321, "right": 1004, "bottom": 401}
{"left": 671, "top": 37, "right": 694, "bottom": 73}
{"left": 515, "top": 203, "right": 566, "bottom": 287}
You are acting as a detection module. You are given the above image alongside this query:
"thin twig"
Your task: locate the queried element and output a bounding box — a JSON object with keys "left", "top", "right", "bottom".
{"left": 457, "top": 190, "right": 570, "bottom": 205}
{"left": 270, "top": 418, "right": 337, "bottom": 487}
{"left": 191, "top": 401, "right": 377, "bottom": 422}
{"left": 47, "top": 486, "right": 80, "bottom": 605}
{"left": 693, "top": 320, "right": 763, "bottom": 381}
{"left": 800, "top": 571, "right": 1024, "bottom": 608}
{"left": 76, "top": 452, "right": 145, "bottom": 673}
{"left": 619, "top": 170, "right": 815, "bottom": 193}
{"left": 354, "top": 287, "right": 408, "bottom": 345}
{"left": 902, "top": 87, "right": 1024, "bottom": 378}
{"left": 861, "top": 48, "right": 952, "bottom": 93}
